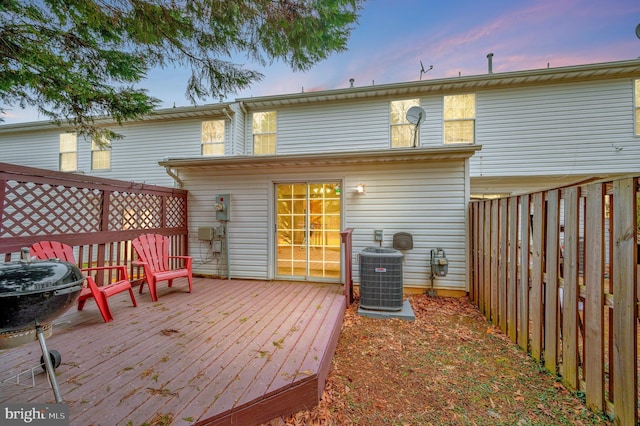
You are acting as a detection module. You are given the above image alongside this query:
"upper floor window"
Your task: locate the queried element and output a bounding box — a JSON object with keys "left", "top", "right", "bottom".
{"left": 59, "top": 133, "right": 77, "bottom": 171}
{"left": 444, "top": 94, "right": 475, "bottom": 144}
{"left": 390, "top": 99, "right": 420, "bottom": 148}
{"left": 202, "top": 120, "right": 225, "bottom": 156}
{"left": 635, "top": 80, "right": 640, "bottom": 136}
{"left": 91, "top": 136, "right": 111, "bottom": 170}
{"left": 253, "top": 111, "right": 276, "bottom": 155}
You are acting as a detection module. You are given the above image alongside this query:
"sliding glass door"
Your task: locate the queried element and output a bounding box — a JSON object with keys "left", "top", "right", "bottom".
{"left": 275, "top": 182, "right": 341, "bottom": 281}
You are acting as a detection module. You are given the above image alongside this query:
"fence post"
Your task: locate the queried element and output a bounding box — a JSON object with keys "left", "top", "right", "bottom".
{"left": 584, "top": 182, "right": 605, "bottom": 412}
{"left": 562, "top": 186, "right": 580, "bottom": 389}
{"left": 518, "top": 194, "right": 530, "bottom": 352}
{"left": 612, "top": 178, "right": 638, "bottom": 425}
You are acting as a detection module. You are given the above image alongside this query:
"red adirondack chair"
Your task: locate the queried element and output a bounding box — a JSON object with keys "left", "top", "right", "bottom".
{"left": 131, "top": 234, "right": 193, "bottom": 302}
{"left": 30, "top": 241, "right": 137, "bottom": 323}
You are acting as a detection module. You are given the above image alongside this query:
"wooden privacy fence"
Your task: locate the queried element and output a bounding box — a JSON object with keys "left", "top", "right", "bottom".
{"left": 0, "top": 162, "right": 188, "bottom": 281}
{"left": 469, "top": 176, "right": 638, "bottom": 425}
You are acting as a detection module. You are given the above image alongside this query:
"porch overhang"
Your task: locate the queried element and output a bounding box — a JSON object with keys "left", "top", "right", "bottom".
{"left": 471, "top": 172, "right": 640, "bottom": 198}
{"left": 159, "top": 145, "right": 481, "bottom": 170}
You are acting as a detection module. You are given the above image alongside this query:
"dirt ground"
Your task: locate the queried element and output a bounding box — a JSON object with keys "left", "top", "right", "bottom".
{"left": 266, "top": 294, "right": 611, "bottom": 426}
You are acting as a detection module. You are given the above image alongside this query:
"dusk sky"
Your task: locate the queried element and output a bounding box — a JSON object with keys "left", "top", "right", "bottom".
{"left": 3, "top": 0, "right": 640, "bottom": 124}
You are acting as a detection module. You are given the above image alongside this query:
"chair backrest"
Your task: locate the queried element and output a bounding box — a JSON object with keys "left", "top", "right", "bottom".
{"left": 30, "top": 241, "right": 76, "bottom": 263}
{"left": 131, "top": 234, "right": 170, "bottom": 272}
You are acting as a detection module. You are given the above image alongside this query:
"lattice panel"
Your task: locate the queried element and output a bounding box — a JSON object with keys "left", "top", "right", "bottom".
{"left": 166, "top": 196, "right": 187, "bottom": 228}
{"left": 1, "top": 181, "right": 102, "bottom": 237}
{"left": 108, "top": 192, "right": 162, "bottom": 231}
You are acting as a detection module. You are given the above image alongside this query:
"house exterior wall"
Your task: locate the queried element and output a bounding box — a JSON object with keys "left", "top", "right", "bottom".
{"left": 180, "top": 159, "right": 469, "bottom": 292}
{"left": 229, "top": 103, "right": 246, "bottom": 155}
{"left": 2, "top": 63, "right": 639, "bottom": 195}
{"left": 0, "top": 116, "right": 231, "bottom": 186}
{"left": 473, "top": 78, "right": 638, "bottom": 178}
{"left": 0, "top": 129, "right": 60, "bottom": 171}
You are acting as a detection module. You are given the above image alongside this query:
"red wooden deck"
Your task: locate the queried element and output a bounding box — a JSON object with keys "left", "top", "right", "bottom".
{"left": 0, "top": 278, "right": 345, "bottom": 425}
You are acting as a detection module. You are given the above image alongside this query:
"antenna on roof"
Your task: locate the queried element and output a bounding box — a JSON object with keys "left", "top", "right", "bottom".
{"left": 419, "top": 61, "right": 433, "bottom": 80}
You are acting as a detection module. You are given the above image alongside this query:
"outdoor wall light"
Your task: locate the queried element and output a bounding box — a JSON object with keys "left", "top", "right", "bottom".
{"left": 355, "top": 184, "right": 366, "bottom": 194}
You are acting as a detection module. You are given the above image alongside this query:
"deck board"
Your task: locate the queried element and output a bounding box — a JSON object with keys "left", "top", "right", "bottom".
{"left": 0, "top": 278, "right": 345, "bottom": 425}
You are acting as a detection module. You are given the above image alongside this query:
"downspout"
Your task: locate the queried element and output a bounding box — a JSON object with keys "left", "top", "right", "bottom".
{"left": 164, "top": 166, "right": 184, "bottom": 188}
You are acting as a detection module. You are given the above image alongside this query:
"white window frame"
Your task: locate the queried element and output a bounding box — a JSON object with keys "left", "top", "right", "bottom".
{"left": 252, "top": 111, "right": 277, "bottom": 155}
{"left": 59, "top": 133, "right": 77, "bottom": 172}
{"left": 390, "top": 99, "right": 420, "bottom": 148}
{"left": 443, "top": 94, "right": 476, "bottom": 144}
{"left": 635, "top": 79, "right": 640, "bottom": 137}
{"left": 91, "top": 136, "right": 111, "bottom": 170}
{"left": 202, "top": 120, "right": 225, "bottom": 156}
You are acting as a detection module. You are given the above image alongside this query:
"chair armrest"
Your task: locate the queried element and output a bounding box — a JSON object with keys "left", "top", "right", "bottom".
{"left": 168, "top": 255, "right": 192, "bottom": 268}
{"left": 81, "top": 265, "right": 130, "bottom": 282}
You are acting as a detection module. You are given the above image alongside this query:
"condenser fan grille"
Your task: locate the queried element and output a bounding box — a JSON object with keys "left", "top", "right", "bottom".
{"left": 359, "top": 247, "right": 403, "bottom": 311}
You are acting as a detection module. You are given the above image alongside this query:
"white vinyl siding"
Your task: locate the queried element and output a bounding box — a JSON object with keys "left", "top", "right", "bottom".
{"left": 230, "top": 103, "right": 246, "bottom": 155}
{"left": 274, "top": 101, "right": 396, "bottom": 154}
{"left": 472, "top": 79, "right": 638, "bottom": 177}
{"left": 201, "top": 120, "right": 225, "bottom": 156}
{"left": 390, "top": 99, "right": 420, "bottom": 148}
{"left": 0, "top": 117, "right": 230, "bottom": 186}
{"left": 252, "top": 111, "right": 276, "bottom": 155}
{"left": 59, "top": 133, "right": 77, "bottom": 171}
{"left": 182, "top": 160, "right": 469, "bottom": 291}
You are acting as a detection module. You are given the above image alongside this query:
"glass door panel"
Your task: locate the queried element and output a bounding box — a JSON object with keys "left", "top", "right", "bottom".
{"left": 276, "top": 182, "right": 341, "bottom": 280}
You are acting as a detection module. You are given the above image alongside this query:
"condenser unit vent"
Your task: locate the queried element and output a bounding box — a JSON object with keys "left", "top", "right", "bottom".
{"left": 359, "top": 247, "right": 403, "bottom": 311}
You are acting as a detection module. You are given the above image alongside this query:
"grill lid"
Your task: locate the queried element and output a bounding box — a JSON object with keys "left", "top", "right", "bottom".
{"left": 0, "top": 259, "right": 84, "bottom": 296}
{"left": 0, "top": 259, "right": 84, "bottom": 337}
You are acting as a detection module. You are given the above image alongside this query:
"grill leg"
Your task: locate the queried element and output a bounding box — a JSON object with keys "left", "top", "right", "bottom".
{"left": 36, "top": 324, "right": 62, "bottom": 403}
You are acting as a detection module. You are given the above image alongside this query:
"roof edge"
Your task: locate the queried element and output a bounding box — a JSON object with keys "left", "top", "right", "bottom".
{"left": 160, "top": 145, "right": 482, "bottom": 169}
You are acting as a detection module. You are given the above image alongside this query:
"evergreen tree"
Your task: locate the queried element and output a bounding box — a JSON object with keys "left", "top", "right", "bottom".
{"left": 0, "top": 0, "right": 362, "bottom": 140}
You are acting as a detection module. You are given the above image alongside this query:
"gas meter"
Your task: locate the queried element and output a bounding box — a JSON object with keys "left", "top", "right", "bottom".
{"left": 430, "top": 248, "right": 448, "bottom": 277}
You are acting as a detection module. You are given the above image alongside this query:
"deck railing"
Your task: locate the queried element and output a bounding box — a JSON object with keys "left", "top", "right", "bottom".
{"left": 469, "top": 176, "right": 638, "bottom": 425}
{"left": 0, "top": 162, "right": 188, "bottom": 281}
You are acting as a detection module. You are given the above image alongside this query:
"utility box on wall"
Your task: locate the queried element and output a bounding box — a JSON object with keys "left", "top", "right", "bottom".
{"left": 215, "top": 194, "right": 230, "bottom": 221}
{"left": 198, "top": 226, "right": 215, "bottom": 241}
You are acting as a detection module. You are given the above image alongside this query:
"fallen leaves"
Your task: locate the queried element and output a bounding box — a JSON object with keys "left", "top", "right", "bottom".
{"left": 261, "top": 294, "right": 610, "bottom": 426}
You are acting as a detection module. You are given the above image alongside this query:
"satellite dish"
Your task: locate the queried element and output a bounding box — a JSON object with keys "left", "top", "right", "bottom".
{"left": 636, "top": 23, "right": 640, "bottom": 39}
{"left": 406, "top": 106, "right": 425, "bottom": 125}
{"left": 407, "top": 106, "right": 425, "bottom": 126}
{"left": 406, "top": 106, "right": 426, "bottom": 147}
